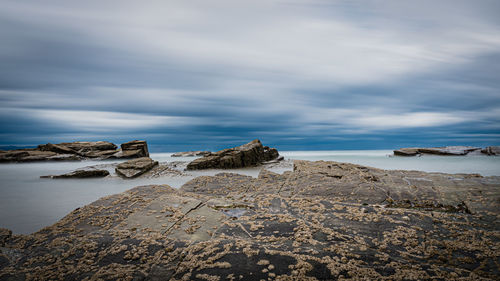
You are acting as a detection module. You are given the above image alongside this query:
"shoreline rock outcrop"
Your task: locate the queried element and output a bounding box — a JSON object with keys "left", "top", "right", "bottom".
{"left": 481, "top": 146, "right": 500, "bottom": 156}
{"left": 0, "top": 140, "right": 150, "bottom": 163}
{"left": 0, "top": 160, "right": 498, "bottom": 280}
{"left": 171, "top": 151, "right": 211, "bottom": 157}
{"left": 394, "top": 146, "right": 482, "bottom": 156}
{"left": 186, "top": 139, "right": 280, "bottom": 170}
{"left": 115, "top": 157, "right": 158, "bottom": 178}
{"left": 40, "top": 169, "right": 110, "bottom": 179}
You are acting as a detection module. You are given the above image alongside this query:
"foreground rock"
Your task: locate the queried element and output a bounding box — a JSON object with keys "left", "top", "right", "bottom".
{"left": 115, "top": 157, "right": 158, "bottom": 178}
{"left": 171, "top": 151, "right": 211, "bottom": 157}
{"left": 0, "top": 140, "right": 150, "bottom": 162}
{"left": 187, "top": 139, "right": 279, "bottom": 170}
{"left": 1, "top": 160, "right": 499, "bottom": 280}
{"left": 394, "top": 146, "right": 481, "bottom": 156}
{"left": 40, "top": 169, "right": 110, "bottom": 179}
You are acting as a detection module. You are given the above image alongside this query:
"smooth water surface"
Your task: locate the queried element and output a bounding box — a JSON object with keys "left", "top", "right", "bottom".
{"left": 0, "top": 151, "right": 499, "bottom": 234}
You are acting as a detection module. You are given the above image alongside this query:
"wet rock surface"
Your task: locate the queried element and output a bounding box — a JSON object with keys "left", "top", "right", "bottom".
{"left": 40, "top": 169, "right": 110, "bottom": 179}
{"left": 115, "top": 157, "right": 159, "bottom": 178}
{"left": 394, "top": 146, "right": 483, "bottom": 156}
{"left": 171, "top": 151, "right": 211, "bottom": 157}
{"left": 187, "top": 139, "right": 280, "bottom": 170}
{"left": 1, "top": 160, "right": 499, "bottom": 280}
{"left": 0, "top": 140, "right": 150, "bottom": 162}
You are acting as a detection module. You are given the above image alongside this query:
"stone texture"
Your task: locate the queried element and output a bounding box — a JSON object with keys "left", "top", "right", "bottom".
{"left": 171, "top": 151, "right": 211, "bottom": 157}
{"left": 40, "top": 169, "right": 110, "bottom": 179}
{"left": 115, "top": 157, "right": 158, "bottom": 178}
{"left": 1, "top": 160, "right": 499, "bottom": 280}
{"left": 0, "top": 140, "right": 149, "bottom": 162}
{"left": 186, "top": 139, "right": 279, "bottom": 170}
{"left": 394, "top": 146, "right": 482, "bottom": 156}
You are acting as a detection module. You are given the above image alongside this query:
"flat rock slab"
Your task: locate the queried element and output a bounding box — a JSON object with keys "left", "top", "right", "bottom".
{"left": 40, "top": 169, "right": 110, "bottom": 179}
{"left": 115, "top": 157, "right": 158, "bottom": 178}
{"left": 1, "top": 161, "right": 499, "bottom": 280}
{"left": 394, "top": 146, "right": 482, "bottom": 156}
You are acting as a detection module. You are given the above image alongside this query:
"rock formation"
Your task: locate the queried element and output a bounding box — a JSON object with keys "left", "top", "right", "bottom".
{"left": 186, "top": 139, "right": 279, "bottom": 170}
{"left": 171, "top": 151, "right": 211, "bottom": 157}
{"left": 0, "top": 140, "right": 150, "bottom": 162}
{"left": 1, "top": 160, "right": 498, "bottom": 280}
{"left": 394, "top": 146, "right": 481, "bottom": 156}
{"left": 481, "top": 146, "right": 500, "bottom": 156}
{"left": 115, "top": 157, "right": 158, "bottom": 178}
{"left": 40, "top": 169, "right": 110, "bottom": 179}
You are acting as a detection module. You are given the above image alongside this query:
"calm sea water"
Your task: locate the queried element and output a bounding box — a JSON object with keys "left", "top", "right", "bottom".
{"left": 0, "top": 150, "right": 499, "bottom": 234}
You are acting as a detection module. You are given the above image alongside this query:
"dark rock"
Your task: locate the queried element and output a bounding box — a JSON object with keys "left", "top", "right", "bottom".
{"left": 481, "top": 146, "right": 500, "bottom": 156}
{"left": 111, "top": 140, "right": 149, "bottom": 159}
{"left": 0, "top": 228, "right": 11, "bottom": 247}
{"left": 115, "top": 157, "right": 158, "bottom": 178}
{"left": 41, "top": 169, "right": 110, "bottom": 179}
{"left": 394, "top": 146, "right": 482, "bottom": 156}
{"left": 393, "top": 148, "right": 420, "bottom": 156}
{"left": 0, "top": 140, "right": 148, "bottom": 162}
{"left": 186, "top": 139, "right": 280, "bottom": 170}
{"left": 171, "top": 151, "right": 211, "bottom": 157}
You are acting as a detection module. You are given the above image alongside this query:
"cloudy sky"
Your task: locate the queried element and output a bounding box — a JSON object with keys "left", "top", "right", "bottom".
{"left": 1, "top": 0, "right": 499, "bottom": 151}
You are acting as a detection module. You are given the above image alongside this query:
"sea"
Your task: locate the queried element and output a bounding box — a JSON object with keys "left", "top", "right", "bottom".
{"left": 1, "top": 150, "right": 499, "bottom": 234}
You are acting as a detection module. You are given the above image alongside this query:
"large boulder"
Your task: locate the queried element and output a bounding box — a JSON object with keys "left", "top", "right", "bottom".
{"left": 186, "top": 139, "right": 279, "bottom": 170}
{"left": 40, "top": 169, "right": 110, "bottom": 179}
{"left": 111, "top": 140, "right": 149, "bottom": 159}
{"left": 115, "top": 157, "right": 158, "bottom": 178}
{"left": 171, "top": 151, "right": 211, "bottom": 157}
{"left": 394, "top": 146, "right": 481, "bottom": 156}
{"left": 481, "top": 146, "right": 500, "bottom": 156}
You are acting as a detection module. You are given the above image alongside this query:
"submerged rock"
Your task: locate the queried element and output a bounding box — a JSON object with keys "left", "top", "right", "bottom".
{"left": 186, "top": 139, "right": 280, "bottom": 170}
{"left": 394, "top": 146, "right": 481, "bottom": 156}
{"left": 0, "top": 140, "right": 150, "bottom": 162}
{"left": 171, "top": 151, "right": 211, "bottom": 157}
{"left": 1, "top": 160, "right": 499, "bottom": 280}
{"left": 40, "top": 169, "right": 110, "bottom": 179}
{"left": 115, "top": 157, "right": 158, "bottom": 178}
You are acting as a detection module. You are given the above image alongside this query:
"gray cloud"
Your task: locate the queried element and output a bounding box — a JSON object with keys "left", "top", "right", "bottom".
{"left": 0, "top": 0, "right": 499, "bottom": 150}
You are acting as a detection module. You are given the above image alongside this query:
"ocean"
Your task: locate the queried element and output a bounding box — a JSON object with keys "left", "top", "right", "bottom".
{"left": 0, "top": 150, "right": 499, "bottom": 234}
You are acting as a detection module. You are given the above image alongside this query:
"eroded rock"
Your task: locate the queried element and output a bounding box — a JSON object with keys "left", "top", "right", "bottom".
{"left": 171, "top": 151, "right": 211, "bottom": 157}
{"left": 394, "top": 146, "right": 482, "bottom": 156}
{"left": 482, "top": 146, "right": 500, "bottom": 156}
{"left": 115, "top": 157, "right": 158, "bottom": 178}
{"left": 0, "top": 140, "right": 150, "bottom": 162}
{"left": 41, "top": 169, "right": 110, "bottom": 179}
{"left": 186, "top": 139, "right": 280, "bottom": 170}
{"left": 1, "top": 161, "right": 499, "bottom": 280}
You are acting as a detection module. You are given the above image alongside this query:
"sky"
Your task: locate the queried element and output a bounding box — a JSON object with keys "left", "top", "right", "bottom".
{"left": 1, "top": 0, "right": 500, "bottom": 151}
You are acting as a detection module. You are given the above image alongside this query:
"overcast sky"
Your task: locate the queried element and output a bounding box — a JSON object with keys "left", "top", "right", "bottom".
{"left": 1, "top": 0, "right": 499, "bottom": 151}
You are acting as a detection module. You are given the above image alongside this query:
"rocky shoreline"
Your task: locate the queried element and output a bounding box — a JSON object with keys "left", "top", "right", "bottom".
{"left": 394, "top": 145, "right": 499, "bottom": 156}
{"left": 0, "top": 140, "right": 149, "bottom": 163}
{"left": 1, "top": 159, "right": 499, "bottom": 280}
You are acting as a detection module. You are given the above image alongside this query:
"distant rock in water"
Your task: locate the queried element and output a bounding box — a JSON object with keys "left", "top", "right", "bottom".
{"left": 41, "top": 169, "right": 110, "bottom": 179}
{"left": 0, "top": 140, "right": 150, "bottom": 162}
{"left": 115, "top": 157, "right": 158, "bottom": 178}
{"left": 171, "top": 151, "right": 211, "bottom": 157}
{"left": 186, "top": 139, "right": 280, "bottom": 170}
{"left": 394, "top": 146, "right": 481, "bottom": 156}
{"left": 481, "top": 146, "right": 500, "bottom": 156}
